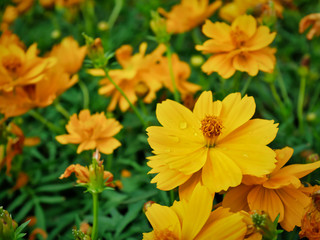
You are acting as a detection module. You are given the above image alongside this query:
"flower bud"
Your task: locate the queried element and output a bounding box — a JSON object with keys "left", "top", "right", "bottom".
{"left": 0, "top": 207, "right": 16, "bottom": 240}
{"left": 150, "top": 11, "right": 171, "bottom": 44}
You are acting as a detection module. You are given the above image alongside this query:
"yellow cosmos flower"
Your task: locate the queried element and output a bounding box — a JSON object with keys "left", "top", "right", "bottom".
{"left": 0, "top": 68, "right": 78, "bottom": 118}
{"left": 56, "top": 110, "right": 122, "bottom": 154}
{"left": 222, "top": 147, "right": 320, "bottom": 231}
{"left": 0, "top": 31, "right": 25, "bottom": 49}
{"left": 143, "top": 184, "right": 247, "bottom": 240}
{"left": 299, "top": 13, "right": 320, "bottom": 40}
{"left": 219, "top": 0, "right": 286, "bottom": 23}
{"left": 0, "top": 43, "right": 56, "bottom": 92}
{"left": 155, "top": 53, "right": 201, "bottom": 98}
{"left": 49, "top": 36, "right": 87, "bottom": 75}
{"left": 158, "top": 0, "right": 222, "bottom": 34}
{"left": 196, "top": 15, "right": 276, "bottom": 79}
{"left": 147, "top": 91, "right": 278, "bottom": 195}
{"left": 89, "top": 42, "right": 166, "bottom": 112}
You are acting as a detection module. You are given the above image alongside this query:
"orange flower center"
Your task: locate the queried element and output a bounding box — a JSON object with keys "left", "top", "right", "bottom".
{"left": 231, "top": 27, "right": 248, "bottom": 48}
{"left": 2, "top": 55, "right": 22, "bottom": 78}
{"left": 154, "top": 229, "right": 179, "bottom": 240}
{"left": 200, "top": 115, "right": 223, "bottom": 146}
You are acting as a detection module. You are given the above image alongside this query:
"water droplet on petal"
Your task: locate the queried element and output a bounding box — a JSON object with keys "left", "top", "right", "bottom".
{"left": 179, "top": 122, "right": 187, "bottom": 129}
{"left": 243, "top": 154, "right": 249, "bottom": 158}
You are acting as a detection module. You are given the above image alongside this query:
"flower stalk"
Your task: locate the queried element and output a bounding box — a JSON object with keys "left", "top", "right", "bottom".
{"left": 298, "top": 68, "right": 307, "bottom": 133}
{"left": 91, "top": 192, "right": 99, "bottom": 240}
{"left": 166, "top": 44, "right": 180, "bottom": 102}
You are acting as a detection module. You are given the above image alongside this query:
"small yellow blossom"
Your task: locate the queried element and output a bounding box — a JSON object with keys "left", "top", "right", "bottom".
{"left": 56, "top": 110, "right": 122, "bottom": 154}
{"left": 196, "top": 15, "right": 276, "bottom": 78}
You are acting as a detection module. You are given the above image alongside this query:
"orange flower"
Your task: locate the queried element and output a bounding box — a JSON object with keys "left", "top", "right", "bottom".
{"left": 158, "top": 0, "right": 222, "bottom": 34}
{"left": 0, "top": 69, "right": 78, "bottom": 118}
{"left": 56, "top": 109, "right": 122, "bottom": 154}
{"left": 0, "top": 42, "right": 56, "bottom": 92}
{"left": 89, "top": 43, "right": 166, "bottom": 112}
{"left": 147, "top": 91, "right": 278, "bottom": 195}
{"left": 196, "top": 14, "right": 276, "bottom": 78}
{"left": 219, "top": 0, "right": 286, "bottom": 23}
{"left": 49, "top": 36, "right": 87, "bottom": 74}
{"left": 1, "top": 6, "right": 19, "bottom": 31}
{"left": 59, "top": 164, "right": 114, "bottom": 187}
{"left": 55, "top": 0, "right": 84, "bottom": 7}
{"left": 10, "top": 172, "right": 29, "bottom": 192}
{"left": 300, "top": 190, "right": 320, "bottom": 240}
{"left": 143, "top": 184, "right": 247, "bottom": 240}
{"left": 222, "top": 147, "right": 320, "bottom": 231}
{"left": 28, "top": 228, "right": 48, "bottom": 240}
{"left": 156, "top": 53, "right": 201, "bottom": 98}
{"left": 299, "top": 13, "right": 320, "bottom": 40}
{"left": 0, "top": 31, "right": 25, "bottom": 49}
{"left": 0, "top": 122, "right": 40, "bottom": 175}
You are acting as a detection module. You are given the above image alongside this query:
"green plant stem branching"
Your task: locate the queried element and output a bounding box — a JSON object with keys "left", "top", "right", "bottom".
{"left": 103, "top": 69, "right": 148, "bottom": 128}
{"left": 165, "top": 44, "right": 180, "bottom": 102}
{"left": 91, "top": 192, "right": 99, "bottom": 240}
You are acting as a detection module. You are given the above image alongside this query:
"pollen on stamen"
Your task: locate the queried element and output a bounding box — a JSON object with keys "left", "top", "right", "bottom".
{"left": 200, "top": 115, "right": 223, "bottom": 139}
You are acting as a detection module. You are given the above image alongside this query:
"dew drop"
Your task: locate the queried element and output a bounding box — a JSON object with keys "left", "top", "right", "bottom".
{"left": 243, "top": 154, "right": 249, "bottom": 158}
{"left": 179, "top": 122, "right": 187, "bottom": 129}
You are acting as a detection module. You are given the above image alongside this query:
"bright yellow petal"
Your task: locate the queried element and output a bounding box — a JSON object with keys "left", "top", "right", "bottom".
{"left": 202, "top": 148, "right": 242, "bottom": 193}
{"left": 276, "top": 161, "right": 320, "bottom": 180}
{"left": 222, "top": 184, "right": 252, "bottom": 212}
{"left": 247, "top": 185, "right": 284, "bottom": 222}
{"left": 232, "top": 53, "right": 259, "bottom": 76}
{"left": 193, "top": 91, "right": 222, "bottom": 121}
{"left": 245, "top": 26, "right": 276, "bottom": 51}
{"left": 181, "top": 184, "right": 213, "bottom": 240}
{"left": 179, "top": 171, "right": 203, "bottom": 200}
{"left": 201, "top": 53, "right": 236, "bottom": 78}
{"left": 97, "top": 138, "right": 121, "bottom": 155}
{"left": 272, "top": 147, "right": 294, "bottom": 174}
{"left": 201, "top": 20, "right": 232, "bottom": 42}
{"left": 231, "top": 15, "right": 257, "bottom": 39}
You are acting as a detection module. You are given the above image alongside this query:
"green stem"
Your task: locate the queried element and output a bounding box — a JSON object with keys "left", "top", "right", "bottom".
{"left": 276, "top": 65, "right": 291, "bottom": 106}
{"left": 78, "top": 80, "right": 90, "bottom": 109}
{"left": 297, "top": 75, "right": 306, "bottom": 133}
{"left": 166, "top": 44, "right": 180, "bottom": 102}
{"left": 104, "top": 69, "right": 148, "bottom": 128}
{"left": 106, "top": 154, "right": 113, "bottom": 171}
{"left": 108, "top": 0, "right": 123, "bottom": 30}
{"left": 91, "top": 193, "right": 99, "bottom": 240}
{"left": 170, "top": 190, "right": 175, "bottom": 204}
{"left": 54, "top": 102, "right": 70, "bottom": 119}
{"left": 241, "top": 76, "right": 252, "bottom": 96}
{"left": 29, "top": 110, "right": 61, "bottom": 133}
{"left": 269, "top": 82, "right": 285, "bottom": 110}
{"left": 309, "top": 82, "right": 320, "bottom": 111}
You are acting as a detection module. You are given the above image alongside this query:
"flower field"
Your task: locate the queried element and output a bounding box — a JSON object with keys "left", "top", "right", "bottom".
{"left": 1, "top": 0, "right": 320, "bottom": 239}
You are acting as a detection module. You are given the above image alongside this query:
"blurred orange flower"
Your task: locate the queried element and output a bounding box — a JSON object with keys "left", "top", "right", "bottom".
{"left": 223, "top": 147, "right": 320, "bottom": 231}
{"left": 10, "top": 172, "right": 29, "bottom": 192}
{"left": 56, "top": 109, "right": 122, "bottom": 154}
{"left": 143, "top": 184, "right": 247, "bottom": 240}
{"left": 147, "top": 91, "right": 278, "bottom": 195}
{"left": 158, "top": 0, "right": 222, "bottom": 34}
{"left": 59, "top": 163, "right": 114, "bottom": 187}
{"left": 49, "top": 36, "right": 87, "bottom": 74}
{"left": 0, "top": 31, "right": 25, "bottom": 49}
{"left": 0, "top": 43, "right": 56, "bottom": 92}
{"left": 0, "top": 122, "right": 40, "bottom": 175}
{"left": 156, "top": 53, "right": 201, "bottom": 98}
{"left": 28, "top": 228, "right": 48, "bottom": 240}
{"left": 299, "top": 13, "right": 320, "bottom": 40}
{"left": 89, "top": 43, "right": 166, "bottom": 112}
{"left": 0, "top": 69, "right": 78, "bottom": 118}
{"left": 196, "top": 15, "right": 276, "bottom": 78}
{"left": 219, "top": 0, "right": 286, "bottom": 23}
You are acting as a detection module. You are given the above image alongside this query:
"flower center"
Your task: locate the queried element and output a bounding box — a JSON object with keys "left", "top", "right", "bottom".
{"left": 154, "top": 229, "right": 179, "bottom": 240}
{"left": 230, "top": 27, "right": 248, "bottom": 48}
{"left": 2, "top": 55, "right": 22, "bottom": 78}
{"left": 200, "top": 115, "right": 223, "bottom": 142}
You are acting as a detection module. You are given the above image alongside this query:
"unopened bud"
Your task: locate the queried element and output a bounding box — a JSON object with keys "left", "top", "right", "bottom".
{"left": 0, "top": 207, "right": 16, "bottom": 240}
{"left": 98, "top": 21, "right": 109, "bottom": 31}
{"left": 307, "top": 153, "right": 320, "bottom": 163}
{"left": 51, "top": 30, "right": 61, "bottom": 39}
{"left": 307, "top": 112, "right": 317, "bottom": 122}
{"left": 150, "top": 11, "right": 171, "bottom": 44}
{"left": 251, "top": 210, "right": 280, "bottom": 240}
{"left": 83, "top": 33, "right": 107, "bottom": 69}
{"left": 190, "top": 55, "right": 204, "bottom": 67}
{"left": 135, "top": 82, "right": 149, "bottom": 98}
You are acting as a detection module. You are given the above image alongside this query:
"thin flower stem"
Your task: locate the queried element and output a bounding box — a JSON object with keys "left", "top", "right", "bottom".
{"left": 91, "top": 192, "right": 99, "bottom": 240}
{"left": 78, "top": 80, "right": 90, "bottom": 109}
{"left": 108, "top": 0, "right": 123, "bottom": 30}
{"left": 29, "top": 110, "right": 61, "bottom": 133}
{"left": 297, "top": 75, "right": 306, "bottom": 132}
{"left": 241, "top": 76, "right": 252, "bottom": 96}
{"left": 276, "top": 66, "right": 291, "bottom": 106}
{"left": 170, "top": 189, "right": 175, "bottom": 204}
{"left": 54, "top": 102, "right": 70, "bottom": 119}
{"left": 166, "top": 44, "right": 180, "bottom": 102}
{"left": 103, "top": 69, "right": 148, "bottom": 128}
{"left": 308, "top": 82, "right": 320, "bottom": 111}
{"left": 269, "top": 82, "right": 285, "bottom": 110}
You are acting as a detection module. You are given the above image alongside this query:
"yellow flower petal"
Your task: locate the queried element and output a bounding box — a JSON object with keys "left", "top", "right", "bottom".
{"left": 222, "top": 184, "right": 252, "bottom": 212}
{"left": 193, "top": 91, "right": 222, "bottom": 121}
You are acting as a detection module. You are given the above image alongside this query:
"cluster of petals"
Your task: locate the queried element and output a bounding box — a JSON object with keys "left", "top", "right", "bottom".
{"left": 222, "top": 147, "right": 320, "bottom": 231}
{"left": 196, "top": 14, "right": 276, "bottom": 79}
{"left": 158, "top": 0, "right": 222, "bottom": 34}
{"left": 299, "top": 13, "right": 320, "bottom": 40}
{"left": 147, "top": 91, "right": 278, "bottom": 196}
{"left": 89, "top": 42, "right": 200, "bottom": 112}
{"left": 39, "top": 0, "right": 84, "bottom": 8}
{"left": 0, "top": 33, "right": 86, "bottom": 118}
{"left": 219, "top": 0, "right": 287, "bottom": 23}
{"left": 59, "top": 163, "right": 114, "bottom": 187}
{"left": 56, "top": 109, "right": 122, "bottom": 154}
{"left": 143, "top": 184, "right": 247, "bottom": 240}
